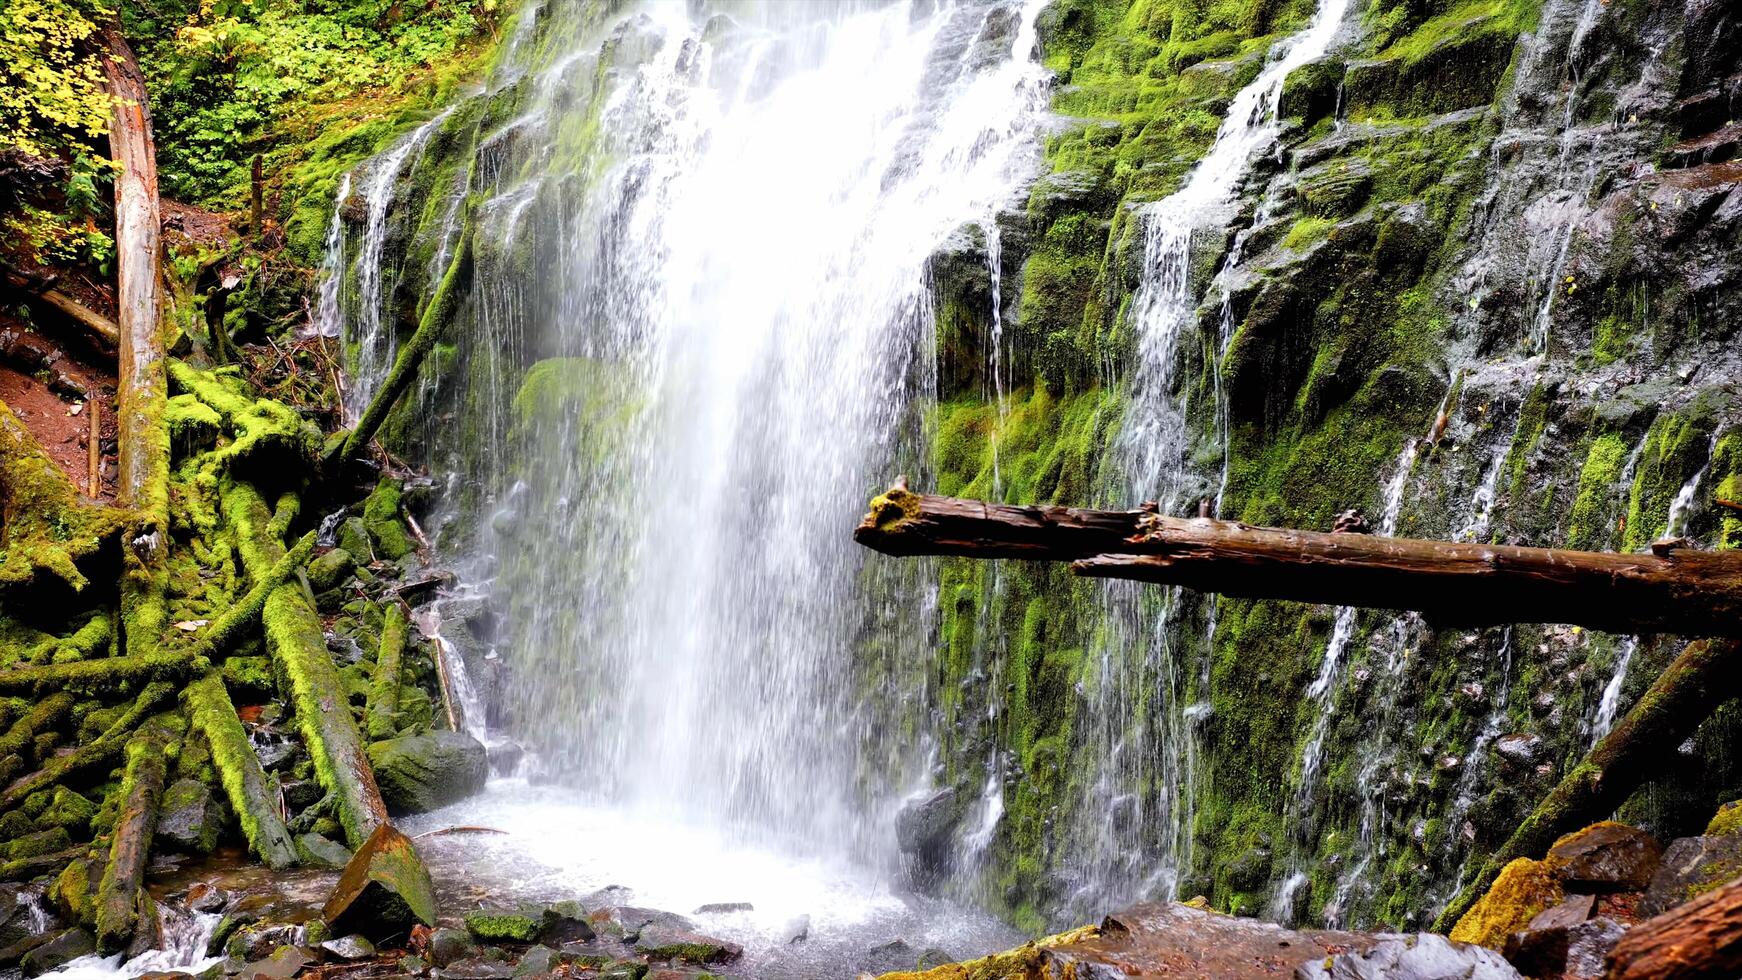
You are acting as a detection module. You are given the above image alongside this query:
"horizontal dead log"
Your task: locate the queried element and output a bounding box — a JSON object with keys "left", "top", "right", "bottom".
{"left": 0, "top": 651, "right": 203, "bottom": 697}
{"left": 855, "top": 487, "right": 1742, "bottom": 637}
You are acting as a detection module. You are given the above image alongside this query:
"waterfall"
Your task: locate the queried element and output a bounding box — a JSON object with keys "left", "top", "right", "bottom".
{"left": 463, "top": 0, "right": 1054, "bottom": 869}
{"left": 1067, "top": 0, "right": 1356, "bottom": 915}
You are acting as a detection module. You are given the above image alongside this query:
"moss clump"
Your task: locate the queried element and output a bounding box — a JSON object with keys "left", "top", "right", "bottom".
{"left": 464, "top": 910, "right": 542, "bottom": 943}
{"left": 1449, "top": 857, "right": 1563, "bottom": 949}
{"left": 37, "top": 787, "right": 97, "bottom": 836}
{"left": 362, "top": 480, "right": 415, "bottom": 560}
{"left": 1564, "top": 433, "right": 1629, "bottom": 549}
{"left": 0, "top": 403, "right": 131, "bottom": 593}
{"left": 878, "top": 923, "right": 1100, "bottom": 979}
{"left": 1706, "top": 800, "right": 1742, "bottom": 837}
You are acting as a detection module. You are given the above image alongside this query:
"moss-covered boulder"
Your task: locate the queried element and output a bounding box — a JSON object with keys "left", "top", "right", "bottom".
{"left": 154, "top": 778, "right": 224, "bottom": 853}
{"left": 1449, "top": 858, "right": 1564, "bottom": 950}
{"left": 308, "top": 548, "right": 357, "bottom": 593}
{"left": 363, "top": 480, "right": 416, "bottom": 560}
{"left": 368, "top": 731, "right": 487, "bottom": 815}
{"left": 464, "top": 909, "right": 542, "bottom": 943}
{"left": 36, "top": 788, "right": 96, "bottom": 837}
{"left": 337, "top": 517, "right": 374, "bottom": 561}
{"left": 322, "top": 824, "right": 437, "bottom": 942}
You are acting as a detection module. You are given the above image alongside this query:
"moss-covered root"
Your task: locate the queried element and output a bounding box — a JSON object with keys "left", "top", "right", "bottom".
{"left": 183, "top": 672, "right": 299, "bottom": 868}
{"left": 0, "top": 651, "right": 205, "bottom": 697}
{"left": 0, "top": 680, "right": 177, "bottom": 811}
{"left": 225, "top": 479, "right": 389, "bottom": 846}
{"left": 24, "top": 614, "right": 113, "bottom": 663}
{"left": 94, "top": 730, "right": 173, "bottom": 952}
{"left": 187, "top": 530, "right": 317, "bottom": 660}
{"left": 0, "top": 692, "right": 74, "bottom": 762}
{"left": 332, "top": 225, "right": 474, "bottom": 466}
{"left": 1435, "top": 638, "right": 1742, "bottom": 931}
{"left": 365, "top": 602, "right": 408, "bottom": 741}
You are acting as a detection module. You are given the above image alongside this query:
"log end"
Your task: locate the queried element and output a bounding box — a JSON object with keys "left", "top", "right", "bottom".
{"left": 853, "top": 483, "right": 924, "bottom": 554}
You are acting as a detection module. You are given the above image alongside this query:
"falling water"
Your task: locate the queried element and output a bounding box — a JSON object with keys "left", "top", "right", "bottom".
{"left": 474, "top": 0, "right": 1054, "bottom": 872}
{"left": 1068, "top": 0, "right": 1357, "bottom": 913}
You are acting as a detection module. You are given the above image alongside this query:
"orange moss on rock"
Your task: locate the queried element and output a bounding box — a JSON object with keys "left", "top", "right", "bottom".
{"left": 1449, "top": 857, "right": 1564, "bottom": 949}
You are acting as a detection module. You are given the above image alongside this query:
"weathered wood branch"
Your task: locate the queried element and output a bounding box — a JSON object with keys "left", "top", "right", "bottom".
{"left": 1606, "top": 871, "right": 1742, "bottom": 979}
{"left": 94, "top": 730, "right": 172, "bottom": 951}
{"left": 183, "top": 673, "right": 299, "bottom": 868}
{"left": 1435, "top": 638, "right": 1742, "bottom": 931}
{"left": 328, "top": 224, "right": 473, "bottom": 468}
{"left": 0, "top": 263, "right": 121, "bottom": 347}
{"left": 102, "top": 27, "right": 170, "bottom": 655}
{"left": 854, "top": 487, "right": 1742, "bottom": 637}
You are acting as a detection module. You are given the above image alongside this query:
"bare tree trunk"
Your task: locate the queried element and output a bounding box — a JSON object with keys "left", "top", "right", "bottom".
{"left": 102, "top": 27, "right": 169, "bottom": 656}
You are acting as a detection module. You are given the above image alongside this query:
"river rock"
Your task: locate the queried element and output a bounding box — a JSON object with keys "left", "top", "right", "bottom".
{"left": 322, "top": 824, "right": 438, "bottom": 942}
{"left": 854, "top": 939, "right": 956, "bottom": 974}
{"left": 1298, "top": 933, "right": 1522, "bottom": 979}
{"left": 596, "top": 906, "right": 693, "bottom": 942}
{"left": 20, "top": 927, "right": 95, "bottom": 976}
{"left": 428, "top": 927, "right": 475, "bottom": 967}
{"left": 782, "top": 913, "right": 809, "bottom": 944}
{"left": 634, "top": 925, "right": 743, "bottom": 964}
{"left": 156, "top": 778, "right": 224, "bottom": 853}
{"left": 369, "top": 731, "right": 488, "bottom": 814}
{"left": 1640, "top": 832, "right": 1742, "bottom": 917}
{"left": 692, "top": 902, "right": 752, "bottom": 914}
{"left": 307, "top": 548, "right": 356, "bottom": 593}
{"left": 511, "top": 945, "right": 559, "bottom": 976}
{"left": 1548, "top": 822, "right": 1663, "bottom": 892}
{"left": 297, "top": 832, "right": 352, "bottom": 868}
{"left": 537, "top": 901, "right": 594, "bottom": 944}
{"left": 321, "top": 935, "right": 376, "bottom": 961}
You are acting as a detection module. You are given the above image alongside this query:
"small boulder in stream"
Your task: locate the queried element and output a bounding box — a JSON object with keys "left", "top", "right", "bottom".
{"left": 634, "top": 924, "right": 743, "bottom": 964}
{"left": 155, "top": 778, "right": 224, "bottom": 853}
{"left": 368, "top": 730, "right": 487, "bottom": 814}
{"left": 1297, "top": 933, "right": 1522, "bottom": 979}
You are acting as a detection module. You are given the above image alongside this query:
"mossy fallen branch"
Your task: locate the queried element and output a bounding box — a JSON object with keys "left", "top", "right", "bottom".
{"left": 365, "top": 602, "right": 408, "bottom": 741}
{"left": 94, "top": 730, "right": 172, "bottom": 951}
{"left": 226, "top": 479, "right": 389, "bottom": 846}
{"left": 183, "top": 672, "right": 299, "bottom": 868}
{"left": 0, "top": 693, "right": 74, "bottom": 761}
{"left": 329, "top": 225, "right": 474, "bottom": 467}
{"left": 0, "top": 652, "right": 205, "bottom": 697}
{"left": 184, "top": 530, "right": 317, "bottom": 661}
{"left": 0, "top": 845, "right": 85, "bottom": 883}
{"left": 0, "top": 680, "right": 176, "bottom": 811}
{"left": 1435, "top": 638, "right": 1742, "bottom": 931}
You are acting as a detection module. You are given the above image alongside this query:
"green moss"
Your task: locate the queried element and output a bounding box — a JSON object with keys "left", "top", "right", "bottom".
{"left": 465, "top": 910, "right": 542, "bottom": 943}
{"left": 362, "top": 480, "right": 416, "bottom": 561}
{"left": 0, "top": 403, "right": 131, "bottom": 593}
{"left": 1623, "top": 409, "right": 1713, "bottom": 550}
{"left": 1283, "top": 216, "right": 1336, "bottom": 250}
{"left": 1565, "top": 433, "right": 1628, "bottom": 549}
{"left": 1448, "top": 857, "right": 1561, "bottom": 949}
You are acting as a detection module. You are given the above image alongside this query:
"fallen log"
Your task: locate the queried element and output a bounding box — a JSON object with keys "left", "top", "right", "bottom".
{"left": 0, "top": 693, "right": 74, "bottom": 761}
{"left": 184, "top": 530, "right": 317, "bottom": 661}
{"left": 0, "top": 651, "right": 203, "bottom": 697}
{"left": 0, "top": 846, "right": 84, "bottom": 883}
{"left": 0, "top": 264, "right": 121, "bottom": 348}
{"left": 365, "top": 602, "right": 408, "bottom": 741}
{"left": 225, "top": 479, "right": 389, "bottom": 846}
{"left": 854, "top": 487, "right": 1742, "bottom": 637}
{"left": 328, "top": 225, "right": 473, "bottom": 467}
{"left": 1435, "top": 638, "right": 1741, "bottom": 931}
{"left": 183, "top": 673, "right": 299, "bottom": 868}
{"left": 102, "top": 27, "right": 170, "bottom": 656}
{"left": 1606, "top": 872, "right": 1742, "bottom": 979}
{"left": 94, "top": 729, "right": 173, "bottom": 951}
{"left": 0, "top": 679, "right": 176, "bottom": 811}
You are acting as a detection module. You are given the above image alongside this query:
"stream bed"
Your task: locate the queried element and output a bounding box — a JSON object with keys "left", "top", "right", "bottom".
{"left": 402, "top": 782, "right": 1023, "bottom": 979}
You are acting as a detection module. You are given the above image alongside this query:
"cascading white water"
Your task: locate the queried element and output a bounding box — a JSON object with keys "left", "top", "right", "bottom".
{"left": 489, "top": 0, "right": 1051, "bottom": 867}
{"left": 1066, "top": 0, "right": 1356, "bottom": 914}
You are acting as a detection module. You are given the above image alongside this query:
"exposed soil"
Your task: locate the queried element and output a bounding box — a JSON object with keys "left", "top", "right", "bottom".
{"left": 0, "top": 313, "right": 117, "bottom": 501}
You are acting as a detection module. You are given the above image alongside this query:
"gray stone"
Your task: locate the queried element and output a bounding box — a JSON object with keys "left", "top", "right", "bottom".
{"left": 896, "top": 788, "right": 959, "bottom": 856}
{"left": 512, "top": 945, "right": 559, "bottom": 977}
{"left": 322, "top": 935, "right": 376, "bottom": 961}
{"left": 1563, "top": 917, "right": 1627, "bottom": 980}
{"left": 337, "top": 517, "right": 373, "bottom": 561}
{"left": 1642, "top": 833, "right": 1742, "bottom": 917}
{"left": 1296, "top": 934, "right": 1521, "bottom": 979}
{"left": 427, "top": 927, "right": 475, "bottom": 967}
{"left": 369, "top": 732, "right": 488, "bottom": 814}
{"left": 20, "top": 928, "right": 96, "bottom": 977}
{"left": 439, "top": 958, "right": 516, "bottom": 980}
{"left": 156, "top": 778, "right": 225, "bottom": 853}
{"left": 185, "top": 882, "right": 229, "bottom": 913}
{"left": 297, "top": 832, "right": 353, "bottom": 868}
{"left": 1548, "top": 823, "right": 1664, "bottom": 892}
{"left": 692, "top": 902, "right": 753, "bottom": 915}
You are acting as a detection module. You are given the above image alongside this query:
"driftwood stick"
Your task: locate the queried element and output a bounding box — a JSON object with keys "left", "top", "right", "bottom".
{"left": 1435, "top": 638, "right": 1742, "bottom": 931}
{"left": 88, "top": 398, "right": 101, "bottom": 496}
{"left": 855, "top": 486, "right": 1742, "bottom": 637}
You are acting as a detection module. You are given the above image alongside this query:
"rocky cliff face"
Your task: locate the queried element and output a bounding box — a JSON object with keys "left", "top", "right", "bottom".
{"left": 311, "top": 0, "right": 1742, "bottom": 937}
